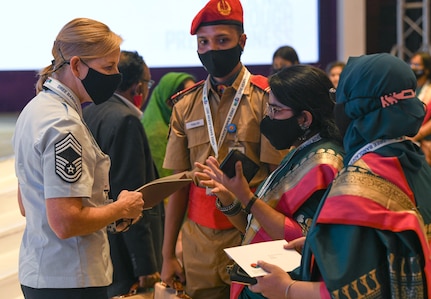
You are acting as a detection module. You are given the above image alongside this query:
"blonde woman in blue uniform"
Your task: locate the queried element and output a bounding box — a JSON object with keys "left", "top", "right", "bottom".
{"left": 12, "top": 18, "right": 144, "bottom": 299}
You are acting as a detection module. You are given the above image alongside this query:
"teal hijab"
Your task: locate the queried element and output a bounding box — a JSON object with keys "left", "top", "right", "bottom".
{"left": 336, "top": 53, "right": 425, "bottom": 164}
{"left": 336, "top": 53, "right": 431, "bottom": 222}
{"left": 142, "top": 72, "right": 195, "bottom": 177}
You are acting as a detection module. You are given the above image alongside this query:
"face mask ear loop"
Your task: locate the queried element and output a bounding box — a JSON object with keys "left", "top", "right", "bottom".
{"left": 52, "top": 47, "right": 70, "bottom": 72}
{"left": 79, "top": 57, "right": 90, "bottom": 68}
{"left": 134, "top": 82, "right": 143, "bottom": 97}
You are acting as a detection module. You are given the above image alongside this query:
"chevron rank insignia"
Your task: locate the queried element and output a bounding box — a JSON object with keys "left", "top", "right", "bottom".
{"left": 55, "top": 132, "right": 82, "bottom": 183}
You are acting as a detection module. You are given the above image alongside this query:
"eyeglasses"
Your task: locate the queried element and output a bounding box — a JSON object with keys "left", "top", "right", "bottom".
{"left": 266, "top": 102, "right": 292, "bottom": 119}
{"left": 410, "top": 63, "right": 423, "bottom": 68}
{"left": 143, "top": 79, "right": 155, "bottom": 89}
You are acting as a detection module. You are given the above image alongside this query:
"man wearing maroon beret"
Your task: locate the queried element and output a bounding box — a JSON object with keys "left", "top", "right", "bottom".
{"left": 161, "top": 0, "right": 285, "bottom": 298}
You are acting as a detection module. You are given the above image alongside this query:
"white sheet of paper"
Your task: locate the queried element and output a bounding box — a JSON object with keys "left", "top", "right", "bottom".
{"left": 224, "top": 239, "right": 302, "bottom": 277}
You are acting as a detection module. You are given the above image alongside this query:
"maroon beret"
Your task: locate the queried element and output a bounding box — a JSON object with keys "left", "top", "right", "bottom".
{"left": 190, "top": 0, "right": 244, "bottom": 35}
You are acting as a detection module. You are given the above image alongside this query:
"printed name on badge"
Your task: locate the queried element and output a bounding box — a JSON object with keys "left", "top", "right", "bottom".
{"left": 186, "top": 119, "right": 204, "bottom": 130}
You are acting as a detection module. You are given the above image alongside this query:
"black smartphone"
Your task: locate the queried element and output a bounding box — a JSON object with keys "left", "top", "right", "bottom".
{"left": 219, "top": 149, "right": 259, "bottom": 182}
{"left": 227, "top": 263, "right": 257, "bottom": 285}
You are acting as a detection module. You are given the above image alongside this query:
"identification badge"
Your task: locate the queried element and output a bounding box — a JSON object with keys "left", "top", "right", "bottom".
{"left": 206, "top": 186, "right": 215, "bottom": 196}
{"left": 229, "top": 146, "right": 245, "bottom": 154}
{"left": 186, "top": 119, "right": 204, "bottom": 130}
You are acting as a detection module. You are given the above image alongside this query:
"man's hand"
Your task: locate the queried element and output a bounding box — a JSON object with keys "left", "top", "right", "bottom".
{"left": 161, "top": 256, "right": 186, "bottom": 288}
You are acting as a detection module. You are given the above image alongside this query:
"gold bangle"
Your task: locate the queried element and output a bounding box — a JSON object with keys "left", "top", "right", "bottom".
{"left": 284, "top": 280, "right": 298, "bottom": 299}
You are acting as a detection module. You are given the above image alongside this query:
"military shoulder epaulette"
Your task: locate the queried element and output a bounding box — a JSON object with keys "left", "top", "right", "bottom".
{"left": 250, "top": 75, "right": 270, "bottom": 92}
{"left": 169, "top": 79, "right": 205, "bottom": 106}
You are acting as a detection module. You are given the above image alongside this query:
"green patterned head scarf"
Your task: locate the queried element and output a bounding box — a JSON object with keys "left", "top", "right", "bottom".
{"left": 336, "top": 53, "right": 425, "bottom": 161}
{"left": 142, "top": 72, "right": 195, "bottom": 177}
{"left": 144, "top": 72, "right": 196, "bottom": 125}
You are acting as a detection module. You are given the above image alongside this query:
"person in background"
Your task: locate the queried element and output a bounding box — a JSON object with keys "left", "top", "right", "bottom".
{"left": 83, "top": 50, "right": 164, "bottom": 298}
{"left": 409, "top": 51, "right": 431, "bottom": 165}
{"left": 142, "top": 72, "right": 196, "bottom": 270}
{"left": 12, "top": 18, "right": 144, "bottom": 299}
{"left": 270, "top": 45, "right": 300, "bottom": 75}
{"left": 160, "top": 0, "right": 285, "bottom": 298}
{"left": 195, "top": 65, "right": 344, "bottom": 299}
{"left": 325, "top": 60, "right": 345, "bottom": 88}
{"left": 247, "top": 53, "right": 431, "bottom": 298}
{"left": 142, "top": 72, "right": 196, "bottom": 178}
{"left": 410, "top": 51, "right": 431, "bottom": 101}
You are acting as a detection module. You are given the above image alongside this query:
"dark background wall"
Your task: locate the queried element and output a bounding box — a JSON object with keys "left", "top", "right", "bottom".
{"left": 366, "top": 0, "right": 426, "bottom": 57}
{"left": 366, "top": 0, "right": 397, "bottom": 55}
{"left": 0, "top": 0, "right": 402, "bottom": 113}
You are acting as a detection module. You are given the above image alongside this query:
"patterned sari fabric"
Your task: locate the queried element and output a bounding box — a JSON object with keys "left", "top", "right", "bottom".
{"left": 301, "top": 54, "right": 431, "bottom": 299}
{"left": 304, "top": 151, "right": 431, "bottom": 298}
{"left": 232, "top": 138, "right": 344, "bottom": 299}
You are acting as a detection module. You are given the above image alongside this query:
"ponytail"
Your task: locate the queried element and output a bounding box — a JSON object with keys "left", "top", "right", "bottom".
{"left": 35, "top": 64, "right": 55, "bottom": 94}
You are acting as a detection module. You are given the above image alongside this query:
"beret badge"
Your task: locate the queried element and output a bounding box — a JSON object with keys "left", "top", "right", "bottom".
{"left": 217, "top": 0, "right": 232, "bottom": 16}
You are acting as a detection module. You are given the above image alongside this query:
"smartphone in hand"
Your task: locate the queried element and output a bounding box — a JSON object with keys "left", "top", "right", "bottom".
{"left": 219, "top": 150, "right": 259, "bottom": 182}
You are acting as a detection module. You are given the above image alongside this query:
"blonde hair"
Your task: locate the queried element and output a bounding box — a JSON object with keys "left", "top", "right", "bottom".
{"left": 36, "top": 18, "right": 123, "bottom": 93}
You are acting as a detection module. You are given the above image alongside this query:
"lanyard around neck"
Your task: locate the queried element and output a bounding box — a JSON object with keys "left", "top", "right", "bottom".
{"left": 256, "top": 134, "right": 322, "bottom": 198}
{"left": 43, "top": 77, "right": 103, "bottom": 149}
{"left": 202, "top": 70, "right": 250, "bottom": 158}
{"left": 348, "top": 137, "right": 405, "bottom": 165}
{"left": 43, "top": 77, "right": 82, "bottom": 117}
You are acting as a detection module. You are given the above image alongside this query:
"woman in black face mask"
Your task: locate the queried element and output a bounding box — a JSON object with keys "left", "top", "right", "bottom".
{"left": 409, "top": 51, "right": 431, "bottom": 165}
{"left": 260, "top": 65, "right": 341, "bottom": 150}
{"left": 13, "top": 18, "right": 145, "bottom": 299}
{"left": 195, "top": 65, "right": 344, "bottom": 299}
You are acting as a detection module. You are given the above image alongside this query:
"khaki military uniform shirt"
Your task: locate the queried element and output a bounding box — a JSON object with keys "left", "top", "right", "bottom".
{"left": 164, "top": 66, "right": 284, "bottom": 187}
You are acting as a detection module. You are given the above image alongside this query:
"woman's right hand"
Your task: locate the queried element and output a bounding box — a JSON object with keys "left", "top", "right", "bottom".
{"left": 194, "top": 160, "right": 236, "bottom": 205}
{"left": 249, "top": 260, "right": 294, "bottom": 299}
{"left": 200, "top": 156, "right": 252, "bottom": 203}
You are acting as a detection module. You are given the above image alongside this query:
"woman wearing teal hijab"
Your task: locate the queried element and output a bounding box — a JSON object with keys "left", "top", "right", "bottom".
{"left": 244, "top": 54, "right": 431, "bottom": 298}
{"left": 142, "top": 72, "right": 195, "bottom": 177}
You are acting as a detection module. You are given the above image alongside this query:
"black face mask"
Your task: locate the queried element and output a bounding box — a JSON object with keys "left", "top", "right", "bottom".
{"left": 334, "top": 102, "right": 351, "bottom": 138}
{"left": 198, "top": 44, "right": 242, "bottom": 78}
{"left": 260, "top": 115, "right": 304, "bottom": 150}
{"left": 81, "top": 67, "right": 122, "bottom": 105}
{"left": 413, "top": 69, "right": 424, "bottom": 79}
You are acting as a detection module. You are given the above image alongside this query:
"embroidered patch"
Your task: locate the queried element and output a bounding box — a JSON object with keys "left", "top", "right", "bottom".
{"left": 55, "top": 133, "right": 82, "bottom": 183}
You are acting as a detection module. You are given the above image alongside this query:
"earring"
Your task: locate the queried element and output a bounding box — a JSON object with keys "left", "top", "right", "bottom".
{"left": 299, "top": 123, "right": 309, "bottom": 131}
{"left": 298, "top": 123, "right": 310, "bottom": 142}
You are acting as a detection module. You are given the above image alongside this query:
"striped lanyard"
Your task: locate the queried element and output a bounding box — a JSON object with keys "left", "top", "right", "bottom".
{"left": 348, "top": 137, "right": 406, "bottom": 165}
{"left": 256, "top": 133, "right": 322, "bottom": 198}
{"left": 202, "top": 70, "right": 250, "bottom": 158}
{"left": 44, "top": 77, "right": 82, "bottom": 117}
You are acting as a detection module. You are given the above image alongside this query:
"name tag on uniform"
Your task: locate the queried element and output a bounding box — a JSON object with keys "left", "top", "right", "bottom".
{"left": 186, "top": 119, "right": 204, "bottom": 130}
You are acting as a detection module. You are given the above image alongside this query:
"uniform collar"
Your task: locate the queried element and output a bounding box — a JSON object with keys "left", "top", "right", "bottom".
{"left": 113, "top": 93, "right": 143, "bottom": 119}
{"left": 207, "top": 65, "right": 250, "bottom": 96}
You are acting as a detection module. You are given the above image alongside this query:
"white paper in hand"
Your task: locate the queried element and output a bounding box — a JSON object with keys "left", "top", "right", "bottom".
{"left": 224, "top": 239, "right": 301, "bottom": 277}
